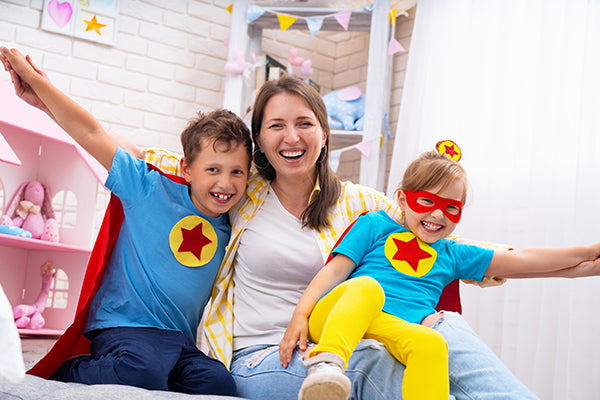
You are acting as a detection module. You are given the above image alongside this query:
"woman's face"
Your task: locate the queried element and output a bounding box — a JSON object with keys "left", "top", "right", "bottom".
{"left": 257, "top": 92, "right": 327, "bottom": 183}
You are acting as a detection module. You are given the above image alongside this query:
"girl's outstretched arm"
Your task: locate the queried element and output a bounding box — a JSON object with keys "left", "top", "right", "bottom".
{"left": 1, "top": 46, "right": 116, "bottom": 170}
{"left": 279, "top": 254, "right": 356, "bottom": 368}
{"left": 486, "top": 242, "right": 600, "bottom": 278}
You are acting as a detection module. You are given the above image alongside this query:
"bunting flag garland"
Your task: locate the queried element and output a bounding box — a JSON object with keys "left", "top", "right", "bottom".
{"left": 306, "top": 17, "right": 324, "bottom": 36}
{"left": 225, "top": 2, "right": 412, "bottom": 53}
{"left": 226, "top": 4, "right": 233, "bottom": 14}
{"left": 247, "top": 5, "right": 265, "bottom": 23}
{"left": 329, "top": 150, "right": 342, "bottom": 173}
{"left": 277, "top": 14, "right": 297, "bottom": 31}
{"left": 329, "top": 136, "right": 384, "bottom": 172}
{"left": 388, "top": 8, "right": 397, "bottom": 25}
{"left": 334, "top": 10, "right": 352, "bottom": 31}
{"left": 388, "top": 37, "right": 406, "bottom": 55}
{"left": 355, "top": 139, "right": 374, "bottom": 158}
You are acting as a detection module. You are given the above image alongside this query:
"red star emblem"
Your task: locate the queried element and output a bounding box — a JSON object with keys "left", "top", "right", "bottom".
{"left": 444, "top": 144, "right": 458, "bottom": 158}
{"left": 392, "top": 237, "right": 433, "bottom": 272}
{"left": 178, "top": 223, "right": 212, "bottom": 261}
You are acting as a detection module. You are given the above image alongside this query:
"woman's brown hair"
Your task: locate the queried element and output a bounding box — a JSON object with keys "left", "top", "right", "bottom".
{"left": 251, "top": 76, "right": 341, "bottom": 229}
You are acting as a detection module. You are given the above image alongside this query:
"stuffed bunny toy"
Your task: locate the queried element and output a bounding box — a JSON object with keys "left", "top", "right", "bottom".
{"left": 13, "top": 262, "right": 56, "bottom": 330}
{"left": 0, "top": 181, "right": 59, "bottom": 242}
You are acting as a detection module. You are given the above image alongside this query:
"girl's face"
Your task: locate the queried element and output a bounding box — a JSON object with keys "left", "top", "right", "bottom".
{"left": 257, "top": 92, "right": 327, "bottom": 184}
{"left": 397, "top": 179, "right": 465, "bottom": 243}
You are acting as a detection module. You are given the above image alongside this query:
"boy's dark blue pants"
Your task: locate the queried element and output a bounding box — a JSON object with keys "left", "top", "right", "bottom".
{"left": 51, "top": 327, "right": 236, "bottom": 396}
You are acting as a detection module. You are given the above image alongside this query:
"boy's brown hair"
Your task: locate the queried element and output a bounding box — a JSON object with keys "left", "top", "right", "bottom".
{"left": 180, "top": 109, "right": 252, "bottom": 168}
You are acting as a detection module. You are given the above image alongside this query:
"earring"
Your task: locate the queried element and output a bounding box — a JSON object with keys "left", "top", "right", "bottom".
{"left": 317, "top": 144, "right": 327, "bottom": 164}
{"left": 254, "top": 151, "right": 270, "bottom": 169}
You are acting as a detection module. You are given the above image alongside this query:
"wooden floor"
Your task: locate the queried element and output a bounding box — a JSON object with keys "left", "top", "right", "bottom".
{"left": 20, "top": 336, "right": 57, "bottom": 368}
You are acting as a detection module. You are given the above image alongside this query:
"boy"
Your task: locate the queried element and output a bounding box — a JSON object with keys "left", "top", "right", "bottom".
{"left": 1, "top": 47, "right": 252, "bottom": 395}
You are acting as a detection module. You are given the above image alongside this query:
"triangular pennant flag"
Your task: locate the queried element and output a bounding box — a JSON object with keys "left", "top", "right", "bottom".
{"left": 329, "top": 150, "right": 341, "bottom": 173}
{"left": 226, "top": 4, "right": 233, "bottom": 14}
{"left": 306, "top": 17, "right": 324, "bottom": 36}
{"left": 355, "top": 139, "right": 373, "bottom": 159}
{"left": 334, "top": 10, "right": 352, "bottom": 31}
{"left": 388, "top": 37, "right": 406, "bottom": 55}
{"left": 277, "top": 14, "right": 297, "bottom": 31}
{"left": 247, "top": 5, "right": 265, "bottom": 23}
{"left": 388, "top": 9, "right": 397, "bottom": 25}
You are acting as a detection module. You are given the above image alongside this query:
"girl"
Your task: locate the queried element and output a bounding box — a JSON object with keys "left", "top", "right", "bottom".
{"left": 280, "top": 141, "right": 600, "bottom": 400}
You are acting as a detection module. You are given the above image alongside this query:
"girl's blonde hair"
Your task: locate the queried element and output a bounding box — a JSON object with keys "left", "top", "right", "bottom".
{"left": 397, "top": 142, "right": 469, "bottom": 203}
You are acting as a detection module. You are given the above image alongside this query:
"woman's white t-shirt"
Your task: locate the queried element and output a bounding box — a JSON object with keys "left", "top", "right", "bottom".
{"left": 232, "top": 187, "right": 323, "bottom": 351}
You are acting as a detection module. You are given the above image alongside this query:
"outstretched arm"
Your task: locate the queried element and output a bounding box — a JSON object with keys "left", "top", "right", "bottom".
{"left": 279, "top": 254, "right": 356, "bottom": 368}
{"left": 0, "top": 47, "right": 144, "bottom": 161}
{"left": 1, "top": 52, "right": 54, "bottom": 119}
{"left": 486, "top": 243, "right": 600, "bottom": 279}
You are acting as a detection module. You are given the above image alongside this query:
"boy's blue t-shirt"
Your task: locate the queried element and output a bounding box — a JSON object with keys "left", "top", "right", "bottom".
{"left": 85, "top": 148, "right": 230, "bottom": 340}
{"left": 334, "top": 210, "right": 493, "bottom": 324}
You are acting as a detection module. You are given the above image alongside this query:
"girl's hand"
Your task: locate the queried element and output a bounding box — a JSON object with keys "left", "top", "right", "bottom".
{"left": 279, "top": 315, "right": 309, "bottom": 368}
{"left": 561, "top": 257, "right": 600, "bottom": 278}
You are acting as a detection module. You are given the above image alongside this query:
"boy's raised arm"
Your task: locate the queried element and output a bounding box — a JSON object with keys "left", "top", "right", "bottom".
{"left": 1, "top": 46, "right": 117, "bottom": 171}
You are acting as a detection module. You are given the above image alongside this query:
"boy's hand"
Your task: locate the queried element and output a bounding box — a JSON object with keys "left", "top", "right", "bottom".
{"left": 279, "top": 314, "right": 309, "bottom": 368}
{"left": 1, "top": 47, "right": 51, "bottom": 115}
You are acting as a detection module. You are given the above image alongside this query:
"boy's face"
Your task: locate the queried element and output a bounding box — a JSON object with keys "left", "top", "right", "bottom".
{"left": 397, "top": 179, "right": 464, "bottom": 243}
{"left": 181, "top": 139, "right": 249, "bottom": 217}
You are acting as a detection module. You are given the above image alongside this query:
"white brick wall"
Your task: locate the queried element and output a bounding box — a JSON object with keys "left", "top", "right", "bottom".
{"left": 0, "top": 1, "right": 415, "bottom": 231}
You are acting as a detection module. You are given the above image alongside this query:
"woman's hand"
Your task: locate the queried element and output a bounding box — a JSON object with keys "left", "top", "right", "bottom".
{"left": 279, "top": 314, "right": 309, "bottom": 368}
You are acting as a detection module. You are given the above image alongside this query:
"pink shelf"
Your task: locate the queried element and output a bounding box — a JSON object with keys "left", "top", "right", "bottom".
{"left": 0, "top": 233, "right": 91, "bottom": 253}
{"left": 18, "top": 328, "right": 64, "bottom": 337}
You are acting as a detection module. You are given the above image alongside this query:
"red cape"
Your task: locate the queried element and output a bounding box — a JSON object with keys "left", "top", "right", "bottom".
{"left": 28, "top": 166, "right": 187, "bottom": 379}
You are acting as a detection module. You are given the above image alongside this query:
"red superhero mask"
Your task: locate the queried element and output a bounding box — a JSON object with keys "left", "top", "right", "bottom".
{"left": 404, "top": 189, "right": 463, "bottom": 223}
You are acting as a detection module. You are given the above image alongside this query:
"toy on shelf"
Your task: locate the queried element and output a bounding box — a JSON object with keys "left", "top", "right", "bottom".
{"left": 0, "top": 181, "right": 59, "bottom": 242}
{"left": 13, "top": 261, "right": 56, "bottom": 330}
{"left": 322, "top": 86, "right": 365, "bottom": 131}
{"left": 0, "top": 224, "right": 32, "bottom": 238}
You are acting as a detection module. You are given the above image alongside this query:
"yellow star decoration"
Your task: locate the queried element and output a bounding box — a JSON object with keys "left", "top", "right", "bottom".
{"left": 84, "top": 15, "right": 107, "bottom": 36}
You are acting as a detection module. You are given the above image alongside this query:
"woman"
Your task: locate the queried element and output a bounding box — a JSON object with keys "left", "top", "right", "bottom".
{"left": 145, "top": 76, "right": 544, "bottom": 400}
{"left": 8, "top": 62, "right": 596, "bottom": 399}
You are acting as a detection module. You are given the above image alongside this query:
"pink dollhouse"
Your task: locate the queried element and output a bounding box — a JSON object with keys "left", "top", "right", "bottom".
{"left": 0, "top": 79, "right": 107, "bottom": 335}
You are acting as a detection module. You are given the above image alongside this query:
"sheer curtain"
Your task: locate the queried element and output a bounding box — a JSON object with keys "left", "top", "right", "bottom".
{"left": 387, "top": 1, "right": 600, "bottom": 399}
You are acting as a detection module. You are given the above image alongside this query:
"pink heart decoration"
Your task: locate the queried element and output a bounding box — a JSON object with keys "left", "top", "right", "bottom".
{"left": 224, "top": 51, "right": 245, "bottom": 75}
{"left": 287, "top": 48, "right": 304, "bottom": 66}
{"left": 299, "top": 59, "right": 314, "bottom": 76}
{"left": 47, "top": 0, "right": 73, "bottom": 29}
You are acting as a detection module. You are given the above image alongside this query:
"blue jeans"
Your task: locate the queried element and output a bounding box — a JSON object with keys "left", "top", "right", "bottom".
{"left": 231, "top": 312, "right": 539, "bottom": 400}
{"left": 53, "top": 327, "right": 236, "bottom": 396}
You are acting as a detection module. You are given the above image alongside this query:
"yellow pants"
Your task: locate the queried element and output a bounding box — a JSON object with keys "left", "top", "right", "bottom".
{"left": 307, "top": 276, "right": 449, "bottom": 400}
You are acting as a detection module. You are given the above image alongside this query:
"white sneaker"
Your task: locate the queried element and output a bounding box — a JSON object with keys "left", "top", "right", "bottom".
{"left": 298, "top": 361, "right": 351, "bottom": 400}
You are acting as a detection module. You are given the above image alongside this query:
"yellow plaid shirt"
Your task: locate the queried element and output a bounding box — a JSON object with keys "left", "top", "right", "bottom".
{"left": 145, "top": 148, "right": 505, "bottom": 368}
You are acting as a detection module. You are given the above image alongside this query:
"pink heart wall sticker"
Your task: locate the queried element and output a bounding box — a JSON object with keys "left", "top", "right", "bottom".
{"left": 47, "top": 0, "right": 73, "bottom": 29}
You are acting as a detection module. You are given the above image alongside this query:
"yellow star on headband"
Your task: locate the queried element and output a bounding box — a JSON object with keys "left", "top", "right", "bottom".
{"left": 84, "top": 15, "right": 106, "bottom": 35}
{"left": 437, "top": 140, "right": 462, "bottom": 161}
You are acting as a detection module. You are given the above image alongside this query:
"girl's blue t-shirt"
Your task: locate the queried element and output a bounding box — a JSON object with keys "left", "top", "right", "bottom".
{"left": 333, "top": 210, "right": 493, "bottom": 324}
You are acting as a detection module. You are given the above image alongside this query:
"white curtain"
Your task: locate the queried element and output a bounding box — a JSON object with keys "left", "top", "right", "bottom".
{"left": 387, "top": 1, "right": 600, "bottom": 399}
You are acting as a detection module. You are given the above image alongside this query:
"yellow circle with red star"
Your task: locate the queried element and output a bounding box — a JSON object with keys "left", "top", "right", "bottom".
{"left": 437, "top": 140, "right": 462, "bottom": 161}
{"left": 384, "top": 232, "right": 437, "bottom": 277}
{"left": 169, "top": 216, "right": 218, "bottom": 267}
